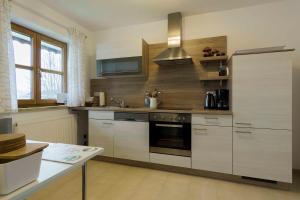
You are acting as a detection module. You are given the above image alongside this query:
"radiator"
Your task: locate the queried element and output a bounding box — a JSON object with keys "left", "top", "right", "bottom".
{"left": 14, "top": 114, "right": 77, "bottom": 144}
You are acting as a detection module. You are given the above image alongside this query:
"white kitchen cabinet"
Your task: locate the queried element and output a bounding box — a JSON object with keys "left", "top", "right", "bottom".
{"left": 232, "top": 52, "right": 292, "bottom": 130}
{"left": 233, "top": 128, "right": 292, "bottom": 183}
{"left": 192, "top": 114, "right": 232, "bottom": 127}
{"left": 114, "top": 121, "right": 149, "bottom": 162}
{"left": 89, "top": 111, "right": 114, "bottom": 120}
{"left": 231, "top": 51, "right": 293, "bottom": 183}
{"left": 192, "top": 124, "right": 232, "bottom": 174}
{"left": 150, "top": 153, "right": 191, "bottom": 168}
{"left": 96, "top": 39, "right": 142, "bottom": 60}
{"left": 89, "top": 119, "right": 114, "bottom": 157}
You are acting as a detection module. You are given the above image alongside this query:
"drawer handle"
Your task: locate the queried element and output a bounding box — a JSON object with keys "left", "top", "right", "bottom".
{"left": 235, "top": 122, "right": 251, "bottom": 125}
{"left": 193, "top": 128, "right": 207, "bottom": 131}
{"left": 102, "top": 122, "right": 113, "bottom": 125}
{"left": 205, "top": 117, "right": 218, "bottom": 120}
{"left": 236, "top": 131, "right": 252, "bottom": 134}
{"left": 194, "top": 131, "right": 208, "bottom": 135}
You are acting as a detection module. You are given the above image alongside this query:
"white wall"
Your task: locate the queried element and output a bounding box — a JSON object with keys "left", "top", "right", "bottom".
{"left": 94, "top": 0, "right": 300, "bottom": 169}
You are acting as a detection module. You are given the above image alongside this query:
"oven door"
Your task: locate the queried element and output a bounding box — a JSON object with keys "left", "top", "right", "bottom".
{"left": 149, "top": 121, "right": 191, "bottom": 157}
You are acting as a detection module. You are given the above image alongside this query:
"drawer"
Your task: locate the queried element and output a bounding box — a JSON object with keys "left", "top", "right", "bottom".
{"left": 150, "top": 153, "right": 191, "bottom": 168}
{"left": 192, "top": 114, "right": 232, "bottom": 126}
{"left": 89, "top": 111, "right": 114, "bottom": 120}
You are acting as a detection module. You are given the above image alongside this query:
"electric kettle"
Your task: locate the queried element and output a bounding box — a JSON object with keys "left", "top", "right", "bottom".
{"left": 204, "top": 91, "right": 216, "bottom": 109}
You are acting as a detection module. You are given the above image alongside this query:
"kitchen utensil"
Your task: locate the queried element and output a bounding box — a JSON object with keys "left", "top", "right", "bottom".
{"left": 150, "top": 98, "right": 159, "bottom": 109}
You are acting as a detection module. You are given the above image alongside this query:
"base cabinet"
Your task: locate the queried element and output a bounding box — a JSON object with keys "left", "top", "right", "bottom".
{"left": 89, "top": 119, "right": 114, "bottom": 157}
{"left": 233, "top": 128, "right": 292, "bottom": 183}
{"left": 114, "top": 121, "right": 149, "bottom": 162}
{"left": 192, "top": 125, "right": 232, "bottom": 174}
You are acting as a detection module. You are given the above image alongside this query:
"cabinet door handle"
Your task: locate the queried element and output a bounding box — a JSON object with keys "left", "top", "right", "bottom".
{"left": 205, "top": 117, "right": 218, "bottom": 120}
{"left": 102, "top": 122, "right": 113, "bottom": 125}
{"left": 235, "top": 122, "right": 251, "bottom": 125}
{"left": 236, "top": 131, "right": 252, "bottom": 134}
{"left": 194, "top": 131, "right": 208, "bottom": 135}
{"left": 155, "top": 124, "right": 183, "bottom": 128}
{"left": 193, "top": 128, "right": 207, "bottom": 131}
{"left": 193, "top": 128, "right": 208, "bottom": 135}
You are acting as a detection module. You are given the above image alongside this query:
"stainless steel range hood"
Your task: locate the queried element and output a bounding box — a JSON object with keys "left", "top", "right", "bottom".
{"left": 153, "top": 12, "right": 193, "bottom": 66}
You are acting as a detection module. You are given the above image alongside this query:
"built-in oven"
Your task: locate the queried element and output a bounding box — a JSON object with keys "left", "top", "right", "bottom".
{"left": 149, "top": 112, "right": 191, "bottom": 157}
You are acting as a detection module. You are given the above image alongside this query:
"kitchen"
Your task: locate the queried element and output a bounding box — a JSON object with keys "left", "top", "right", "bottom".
{"left": 0, "top": 0, "right": 299, "bottom": 200}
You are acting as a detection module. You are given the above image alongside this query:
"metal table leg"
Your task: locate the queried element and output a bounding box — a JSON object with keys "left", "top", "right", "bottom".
{"left": 82, "top": 162, "right": 87, "bottom": 200}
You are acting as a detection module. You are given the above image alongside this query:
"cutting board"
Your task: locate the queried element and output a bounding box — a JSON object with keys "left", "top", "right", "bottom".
{"left": 0, "top": 133, "right": 26, "bottom": 154}
{"left": 0, "top": 143, "right": 49, "bottom": 161}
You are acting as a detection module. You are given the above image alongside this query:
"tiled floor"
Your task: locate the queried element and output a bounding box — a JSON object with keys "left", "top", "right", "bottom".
{"left": 28, "top": 160, "right": 300, "bottom": 200}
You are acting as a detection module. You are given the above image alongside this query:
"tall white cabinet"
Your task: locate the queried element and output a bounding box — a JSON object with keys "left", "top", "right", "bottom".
{"left": 231, "top": 51, "right": 293, "bottom": 183}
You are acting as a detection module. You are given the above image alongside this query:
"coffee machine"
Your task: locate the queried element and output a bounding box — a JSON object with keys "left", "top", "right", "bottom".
{"left": 215, "top": 89, "right": 229, "bottom": 110}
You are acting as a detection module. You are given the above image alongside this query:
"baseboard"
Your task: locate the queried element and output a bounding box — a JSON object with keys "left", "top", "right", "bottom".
{"left": 93, "top": 155, "right": 291, "bottom": 190}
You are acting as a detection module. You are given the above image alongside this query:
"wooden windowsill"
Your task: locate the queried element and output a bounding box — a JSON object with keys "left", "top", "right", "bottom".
{"left": 18, "top": 105, "right": 68, "bottom": 113}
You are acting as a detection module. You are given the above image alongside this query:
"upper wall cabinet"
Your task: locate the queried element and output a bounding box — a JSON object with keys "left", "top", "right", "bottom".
{"left": 96, "top": 39, "right": 149, "bottom": 78}
{"left": 231, "top": 51, "right": 292, "bottom": 130}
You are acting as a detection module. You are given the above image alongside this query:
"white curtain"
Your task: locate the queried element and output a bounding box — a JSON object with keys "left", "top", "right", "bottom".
{"left": 67, "top": 28, "right": 87, "bottom": 107}
{"left": 0, "top": 0, "right": 18, "bottom": 113}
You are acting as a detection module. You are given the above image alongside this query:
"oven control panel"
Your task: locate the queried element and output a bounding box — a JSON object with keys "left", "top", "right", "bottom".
{"left": 149, "top": 112, "right": 191, "bottom": 123}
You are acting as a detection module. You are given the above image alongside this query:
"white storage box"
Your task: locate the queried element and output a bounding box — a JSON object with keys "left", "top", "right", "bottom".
{"left": 0, "top": 151, "right": 42, "bottom": 195}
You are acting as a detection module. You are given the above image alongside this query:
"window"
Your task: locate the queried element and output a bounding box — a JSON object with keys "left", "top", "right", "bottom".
{"left": 11, "top": 24, "right": 67, "bottom": 106}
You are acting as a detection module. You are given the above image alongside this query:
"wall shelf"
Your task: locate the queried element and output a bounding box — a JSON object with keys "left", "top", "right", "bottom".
{"left": 200, "top": 56, "right": 228, "bottom": 63}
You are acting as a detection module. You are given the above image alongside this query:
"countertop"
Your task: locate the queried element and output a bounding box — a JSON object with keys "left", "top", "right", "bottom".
{"left": 70, "top": 106, "right": 233, "bottom": 115}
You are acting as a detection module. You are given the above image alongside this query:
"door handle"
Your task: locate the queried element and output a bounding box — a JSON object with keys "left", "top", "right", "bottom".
{"left": 155, "top": 124, "right": 183, "bottom": 128}
{"left": 235, "top": 122, "right": 251, "bottom": 125}
{"left": 204, "top": 117, "right": 218, "bottom": 120}
{"left": 102, "top": 122, "right": 113, "bottom": 125}
{"left": 193, "top": 128, "right": 207, "bottom": 131}
{"left": 235, "top": 131, "right": 252, "bottom": 134}
{"left": 193, "top": 128, "right": 207, "bottom": 135}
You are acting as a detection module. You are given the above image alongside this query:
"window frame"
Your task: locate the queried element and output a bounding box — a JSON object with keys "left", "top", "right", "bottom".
{"left": 11, "top": 23, "right": 67, "bottom": 107}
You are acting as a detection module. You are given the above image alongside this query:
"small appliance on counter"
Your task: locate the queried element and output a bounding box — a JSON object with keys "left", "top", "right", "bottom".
{"left": 92, "top": 91, "right": 106, "bottom": 107}
{"left": 204, "top": 89, "right": 229, "bottom": 110}
{"left": 215, "top": 89, "right": 229, "bottom": 110}
{"left": 99, "top": 92, "right": 106, "bottom": 106}
{"left": 204, "top": 91, "right": 216, "bottom": 109}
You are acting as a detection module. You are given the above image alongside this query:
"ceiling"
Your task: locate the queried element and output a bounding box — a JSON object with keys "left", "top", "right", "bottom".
{"left": 40, "top": 0, "right": 282, "bottom": 31}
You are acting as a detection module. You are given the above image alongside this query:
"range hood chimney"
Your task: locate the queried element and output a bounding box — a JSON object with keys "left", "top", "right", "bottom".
{"left": 153, "top": 12, "right": 193, "bottom": 66}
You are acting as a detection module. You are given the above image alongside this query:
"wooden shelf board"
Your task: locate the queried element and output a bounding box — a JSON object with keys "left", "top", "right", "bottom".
{"left": 199, "top": 76, "right": 230, "bottom": 81}
{"left": 200, "top": 56, "right": 228, "bottom": 62}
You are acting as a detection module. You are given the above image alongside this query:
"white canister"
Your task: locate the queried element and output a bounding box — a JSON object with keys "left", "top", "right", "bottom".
{"left": 99, "top": 92, "right": 106, "bottom": 106}
{"left": 149, "top": 98, "right": 158, "bottom": 109}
